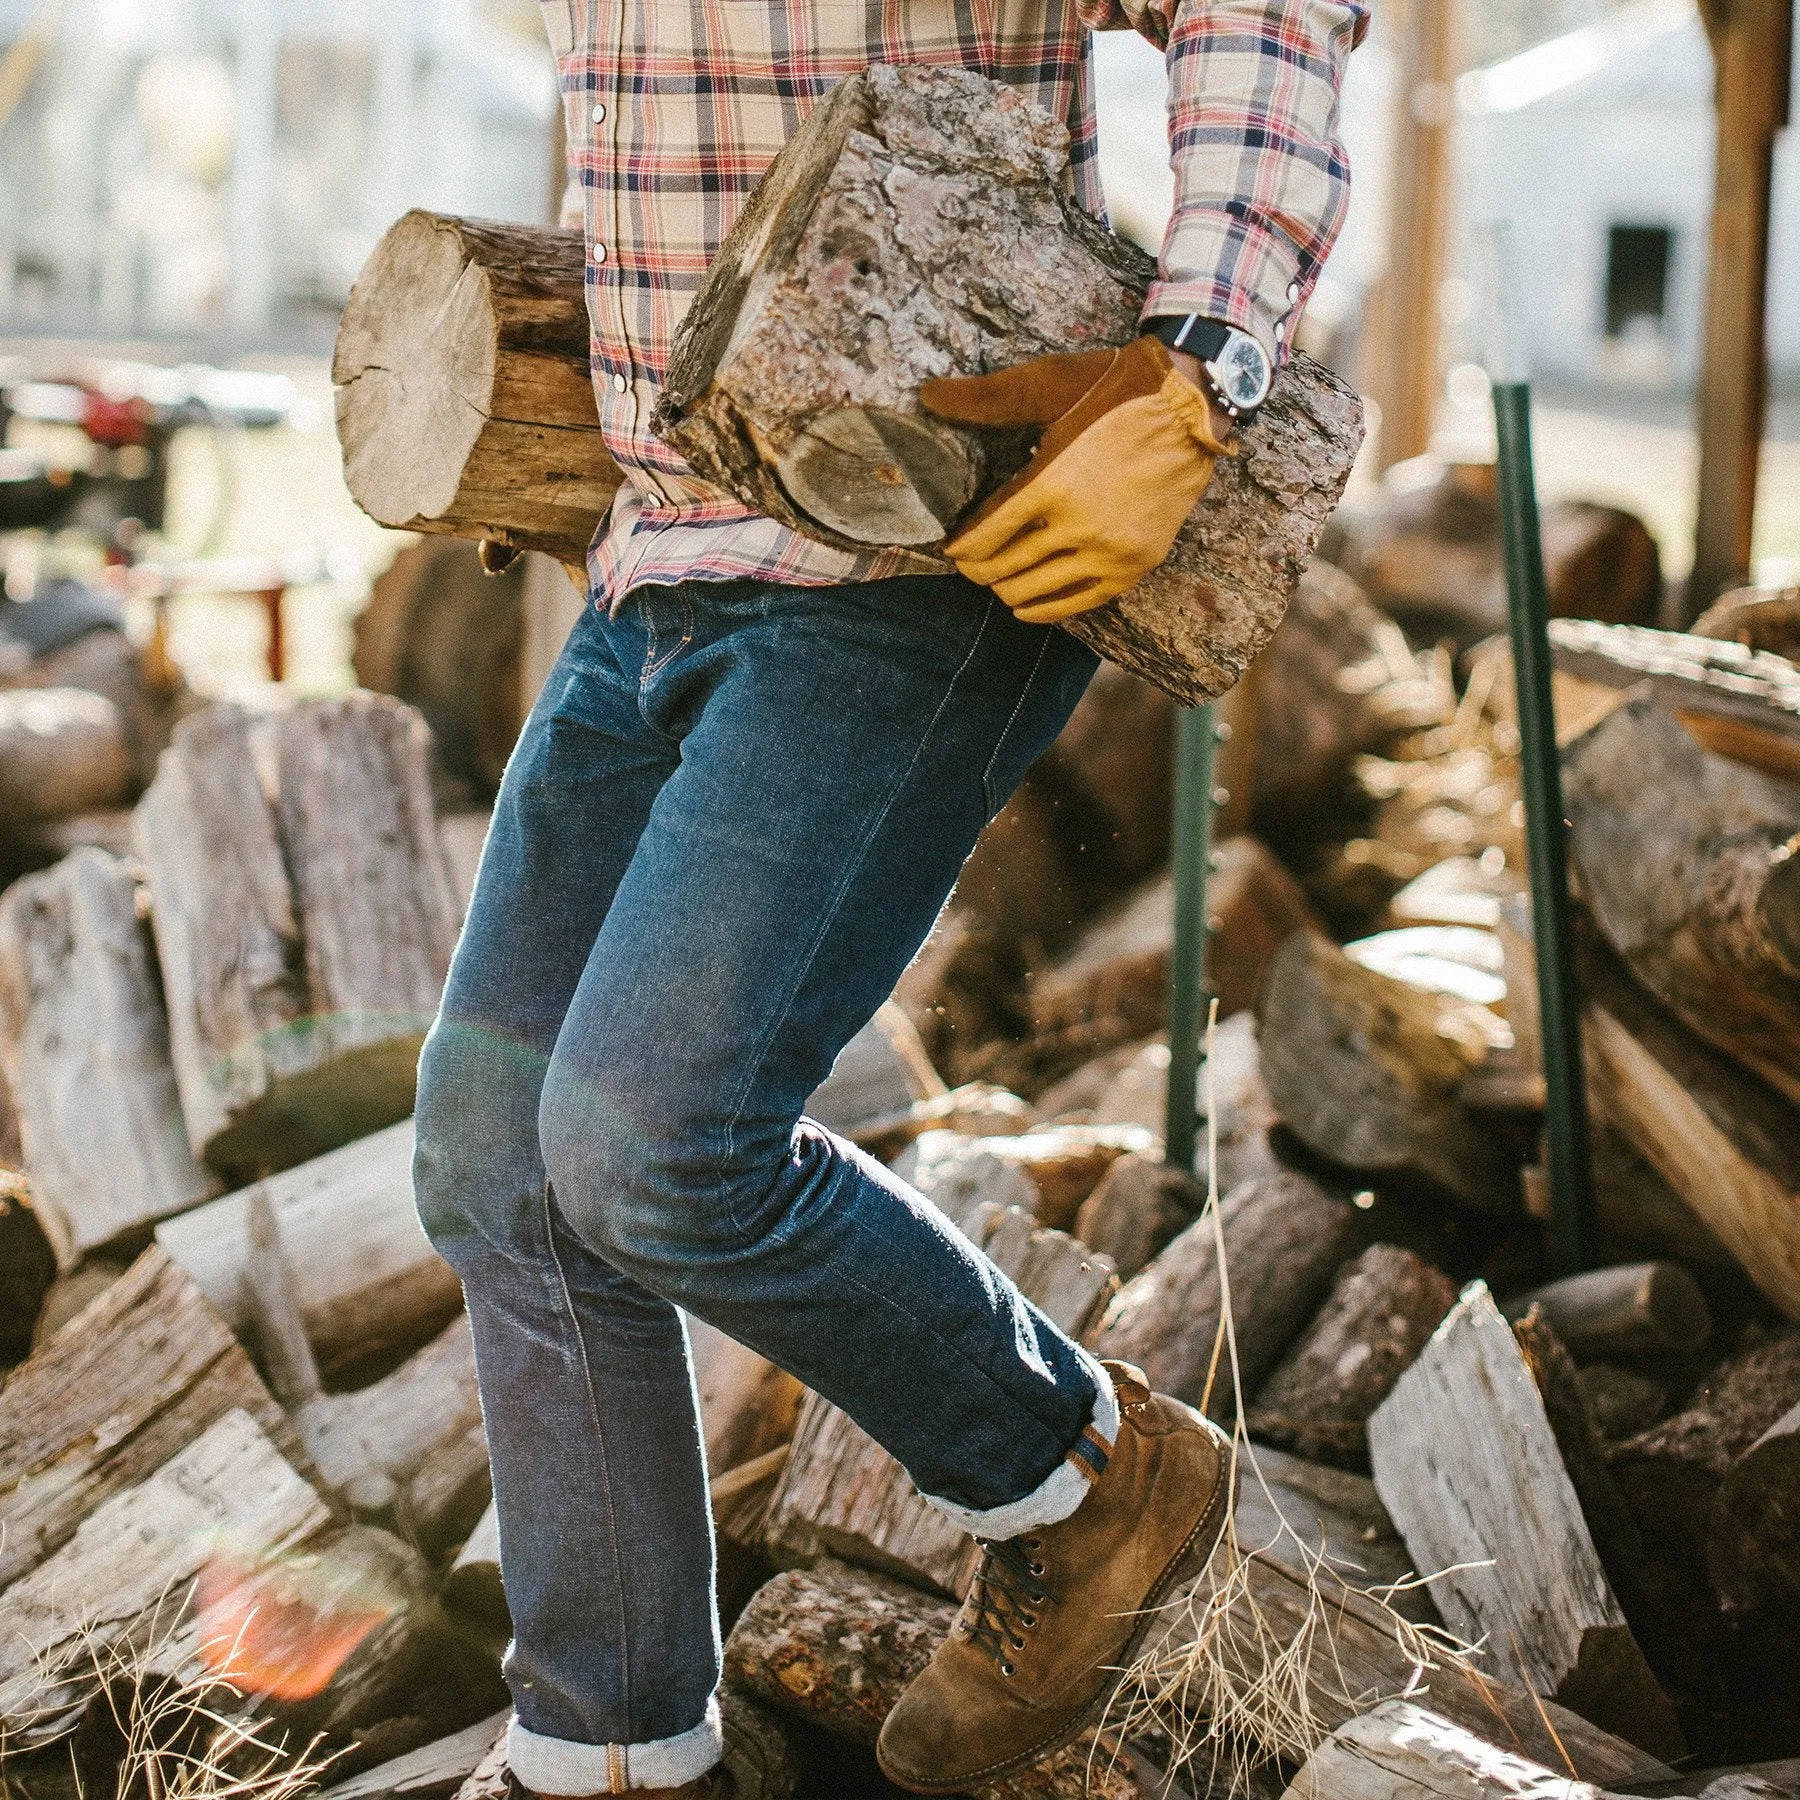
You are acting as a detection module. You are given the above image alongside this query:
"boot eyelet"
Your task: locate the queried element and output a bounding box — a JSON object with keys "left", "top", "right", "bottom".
{"left": 1021, "top": 1613, "right": 1036, "bottom": 1627}
{"left": 1028, "top": 1561, "right": 1044, "bottom": 1576}
{"left": 1000, "top": 1662, "right": 1016, "bottom": 1677}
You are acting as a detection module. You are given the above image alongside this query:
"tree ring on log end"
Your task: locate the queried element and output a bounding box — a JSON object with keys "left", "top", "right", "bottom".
{"left": 775, "top": 407, "right": 975, "bottom": 546}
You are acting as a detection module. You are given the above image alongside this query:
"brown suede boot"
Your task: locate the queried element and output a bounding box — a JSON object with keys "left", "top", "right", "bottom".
{"left": 875, "top": 1362, "right": 1234, "bottom": 1794}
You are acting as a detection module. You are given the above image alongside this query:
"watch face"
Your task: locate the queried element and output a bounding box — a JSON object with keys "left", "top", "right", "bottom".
{"left": 1214, "top": 333, "right": 1272, "bottom": 412}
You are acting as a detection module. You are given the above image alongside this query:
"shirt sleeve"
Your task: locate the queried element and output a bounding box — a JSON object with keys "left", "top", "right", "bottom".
{"left": 1079, "top": 0, "right": 1368, "bottom": 363}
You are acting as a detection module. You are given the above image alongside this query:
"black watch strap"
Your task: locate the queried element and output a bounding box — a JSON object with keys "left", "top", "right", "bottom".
{"left": 1143, "top": 314, "right": 1231, "bottom": 361}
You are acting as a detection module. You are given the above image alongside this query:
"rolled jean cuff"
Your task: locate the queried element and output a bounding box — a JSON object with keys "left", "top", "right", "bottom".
{"left": 508, "top": 1698, "right": 722, "bottom": 1793}
{"left": 922, "top": 1348, "right": 1118, "bottom": 1539}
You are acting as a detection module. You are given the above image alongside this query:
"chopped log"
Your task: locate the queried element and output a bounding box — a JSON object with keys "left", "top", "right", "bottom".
{"left": 850, "top": 1081, "right": 1035, "bottom": 1163}
{"left": 894, "top": 1128, "right": 1041, "bottom": 1231}
{"left": 1256, "top": 931, "right": 1521, "bottom": 1213}
{"left": 1502, "top": 1263, "right": 1713, "bottom": 1364}
{"left": 0, "top": 848, "right": 221, "bottom": 1266}
{"left": 1609, "top": 1330, "right": 1800, "bottom": 1656}
{"left": 1708, "top": 1398, "right": 1800, "bottom": 1613}
{"left": 688, "top": 1315, "right": 804, "bottom": 1476}
{"left": 296, "top": 1315, "right": 487, "bottom": 1545}
{"left": 29, "top": 1256, "right": 127, "bottom": 1347}
{"left": 1093, "top": 1171, "right": 1358, "bottom": 1416}
{"left": 0, "top": 1406, "right": 331, "bottom": 1748}
{"left": 654, "top": 63, "right": 1363, "bottom": 708}
{"left": 0, "top": 1171, "right": 54, "bottom": 1363}
{"left": 1548, "top": 618, "right": 1800, "bottom": 787}
{"left": 136, "top": 695, "right": 461, "bottom": 1180}
{"left": 933, "top": 1122, "right": 1154, "bottom": 1231}
{"left": 1563, "top": 696, "right": 1800, "bottom": 1108}
{"left": 1577, "top": 932, "right": 1800, "bottom": 1321}
{"left": 1368, "top": 1284, "right": 1682, "bottom": 1759}
{"left": 1027, "top": 839, "right": 1321, "bottom": 1070}
{"left": 441, "top": 1500, "right": 505, "bottom": 1633}
{"left": 243, "top": 1187, "right": 326, "bottom": 1408}
{"left": 763, "top": 1205, "right": 1114, "bottom": 1596}
{"left": 0, "top": 687, "right": 132, "bottom": 824}
{"left": 1251, "top": 564, "right": 1452, "bottom": 826}
{"left": 1579, "top": 1365, "right": 1669, "bottom": 1442}
{"left": 0, "top": 1245, "right": 298, "bottom": 1591}
{"left": 724, "top": 1561, "right": 1147, "bottom": 1800}
{"left": 156, "top": 1120, "right": 463, "bottom": 1376}
{"left": 1246, "top": 1244, "right": 1457, "bottom": 1468}
{"left": 320, "top": 1710, "right": 512, "bottom": 1800}
{"left": 1281, "top": 1700, "right": 1636, "bottom": 1800}
{"left": 1073, "top": 1152, "right": 1200, "bottom": 1281}
{"left": 804, "top": 1000, "right": 945, "bottom": 1136}
{"left": 1045, "top": 662, "right": 1176, "bottom": 881}
{"left": 333, "top": 211, "right": 623, "bottom": 560}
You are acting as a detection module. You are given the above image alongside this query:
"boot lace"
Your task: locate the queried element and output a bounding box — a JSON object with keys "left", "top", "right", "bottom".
{"left": 962, "top": 1536, "right": 1055, "bottom": 1677}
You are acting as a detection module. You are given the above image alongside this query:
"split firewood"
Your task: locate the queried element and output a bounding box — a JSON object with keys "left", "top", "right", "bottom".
{"left": 0, "top": 1246, "right": 299, "bottom": 1591}
{"left": 1093, "top": 1171, "right": 1357, "bottom": 1415}
{"left": 0, "top": 848, "right": 221, "bottom": 1266}
{"left": 1708, "top": 1398, "right": 1800, "bottom": 1614}
{"left": 1503, "top": 1262, "right": 1713, "bottom": 1364}
{"left": 135, "top": 696, "right": 460, "bottom": 1180}
{"left": 688, "top": 1315, "right": 804, "bottom": 1478}
{"left": 0, "top": 1171, "right": 54, "bottom": 1364}
{"left": 0, "top": 687, "right": 132, "bottom": 823}
{"left": 724, "top": 1561, "right": 1149, "bottom": 1799}
{"left": 1367, "top": 1283, "right": 1682, "bottom": 1759}
{"left": 442, "top": 1500, "right": 505, "bottom": 1634}
{"left": 156, "top": 1120, "right": 463, "bottom": 1376}
{"left": 1026, "top": 837, "right": 1321, "bottom": 1073}
{"left": 1250, "top": 564, "right": 1453, "bottom": 826}
{"left": 1610, "top": 1330, "right": 1800, "bottom": 1666}
{"left": 1578, "top": 1365, "right": 1669, "bottom": 1442}
{"left": 1562, "top": 696, "right": 1800, "bottom": 1108}
{"left": 1281, "top": 1700, "right": 1639, "bottom": 1800}
{"left": 28, "top": 1256, "right": 127, "bottom": 1347}
{"left": 804, "top": 1000, "right": 946, "bottom": 1135}
{"left": 319, "top": 1709, "right": 511, "bottom": 1800}
{"left": 1577, "top": 933, "right": 1800, "bottom": 1322}
{"left": 1045, "top": 662, "right": 1177, "bottom": 882}
{"left": 1073, "top": 1152, "right": 1201, "bottom": 1281}
{"left": 932, "top": 1122, "right": 1155, "bottom": 1231}
{"left": 1548, "top": 618, "right": 1800, "bottom": 788}
{"left": 1246, "top": 1244, "right": 1457, "bottom": 1468}
{"left": 333, "top": 212, "right": 623, "bottom": 560}
{"left": 653, "top": 63, "right": 1362, "bottom": 708}
{"left": 1256, "top": 931, "right": 1520, "bottom": 1213}
{"left": 763, "top": 1205, "right": 1114, "bottom": 1596}
{"left": 894, "top": 1128, "right": 1042, "bottom": 1231}
{"left": 1694, "top": 584, "right": 1800, "bottom": 661}
{"left": 850, "top": 1081, "right": 1035, "bottom": 1163}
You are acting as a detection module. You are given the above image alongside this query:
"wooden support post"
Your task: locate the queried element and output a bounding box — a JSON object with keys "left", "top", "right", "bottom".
{"left": 1687, "top": 0, "right": 1793, "bottom": 617}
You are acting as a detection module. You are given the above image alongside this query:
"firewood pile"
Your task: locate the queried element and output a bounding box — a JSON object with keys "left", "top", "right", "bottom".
{"left": 5, "top": 505, "right": 1800, "bottom": 1794}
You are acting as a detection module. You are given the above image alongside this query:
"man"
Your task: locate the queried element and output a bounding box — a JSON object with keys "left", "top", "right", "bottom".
{"left": 413, "top": 0, "right": 1364, "bottom": 1793}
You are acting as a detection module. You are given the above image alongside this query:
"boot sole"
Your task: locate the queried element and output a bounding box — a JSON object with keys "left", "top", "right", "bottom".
{"left": 875, "top": 1421, "right": 1239, "bottom": 1795}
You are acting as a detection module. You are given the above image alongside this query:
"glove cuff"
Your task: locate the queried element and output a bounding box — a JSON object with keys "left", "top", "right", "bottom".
{"left": 1156, "top": 367, "right": 1236, "bottom": 459}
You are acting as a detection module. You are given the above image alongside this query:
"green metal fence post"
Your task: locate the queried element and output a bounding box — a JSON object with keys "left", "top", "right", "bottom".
{"left": 1164, "top": 702, "right": 1220, "bottom": 1177}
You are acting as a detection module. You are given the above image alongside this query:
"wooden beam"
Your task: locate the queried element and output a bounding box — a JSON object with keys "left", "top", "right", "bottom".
{"left": 1687, "top": 0, "right": 1793, "bottom": 616}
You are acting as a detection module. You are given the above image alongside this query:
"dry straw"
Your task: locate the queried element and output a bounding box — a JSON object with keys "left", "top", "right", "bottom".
{"left": 1097, "top": 1002, "right": 1476, "bottom": 1797}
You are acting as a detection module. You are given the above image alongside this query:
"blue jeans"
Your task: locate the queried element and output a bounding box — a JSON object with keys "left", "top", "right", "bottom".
{"left": 414, "top": 571, "right": 1114, "bottom": 1793}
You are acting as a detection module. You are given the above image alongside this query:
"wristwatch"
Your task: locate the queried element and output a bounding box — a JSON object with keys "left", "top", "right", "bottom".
{"left": 1143, "top": 315, "right": 1273, "bottom": 425}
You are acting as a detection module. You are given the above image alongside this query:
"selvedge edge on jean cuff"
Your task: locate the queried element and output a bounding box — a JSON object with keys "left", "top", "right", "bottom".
{"left": 921, "top": 1350, "right": 1119, "bottom": 1539}
{"left": 508, "top": 1696, "right": 722, "bottom": 1793}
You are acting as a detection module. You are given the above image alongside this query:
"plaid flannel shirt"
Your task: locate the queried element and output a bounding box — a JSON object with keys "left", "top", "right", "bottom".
{"left": 539, "top": 0, "right": 1367, "bottom": 608}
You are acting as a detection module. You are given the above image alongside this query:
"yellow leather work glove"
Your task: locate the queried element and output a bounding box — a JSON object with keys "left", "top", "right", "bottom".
{"left": 919, "top": 335, "right": 1233, "bottom": 624}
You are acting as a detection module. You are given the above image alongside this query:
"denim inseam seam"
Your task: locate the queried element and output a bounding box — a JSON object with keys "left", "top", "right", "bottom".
{"left": 538, "top": 1183, "right": 637, "bottom": 1750}
{"left": 980, "top": 628, "right": 1054, "bottom": 822}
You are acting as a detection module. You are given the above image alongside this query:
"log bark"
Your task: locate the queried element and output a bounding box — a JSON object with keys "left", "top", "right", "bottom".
{"left": 762, "top": 1205, "right": 1115, "bottom": 1596}
{"left": 652, "top": 63, "right": 1363, "bottom": 708}
{"left": 135, "top": 696, "right": 460, "bottom": 1181}
{"left": 1282, "top": 1700, "right": 1634, "bottom": 1800}
{"left": 1548, "top": 618, "right": 1800, "bottom": 787}
{"left": 0, "top": 1170, "right": 55, "bottom": 1363}
{"left": 0, "top": 687, "right": 132, "bottom": 824}
{"left": 1577, "top": 932, "right": 1800, "bottom": 1321}
{"left": 156, "top": 1120, "right": 463, "bottom": 1376}
{"left": 333, "top": 211, "right": 623, "bottom": 560}
{"left": 1246, "top": 1244, "right": 1457, "bottom": 1468}
{"left": 1256, "top": 931, "right": 1522, "bottom": 1213}
{"left": 1708, "top": 1398, "right": 1800, "bottom": 1614}
{"left": 1092, "top": 1170, "right": 1358, "bottom": 1416}
{"left": 0, "top": 1245, "right": 298, "bottom": 1592}
{"left": 723, "top": 1561, "right": 1148, "bottom": 1799}
{"left": 1563, "top": 696, "right": 1800, "bottom": 1107}
{"left": 1072, "top": 1152, "right": 1201, "bottom": 1281}
{"left": 1368, "top": 1284, "right": 1682, "bottom": 1760}
{"left": 1503, "top": 1262, "right": 1713, "bottom": 1364}
{"left": 0, "top": 847, "right": 221, "bottom": 1265}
